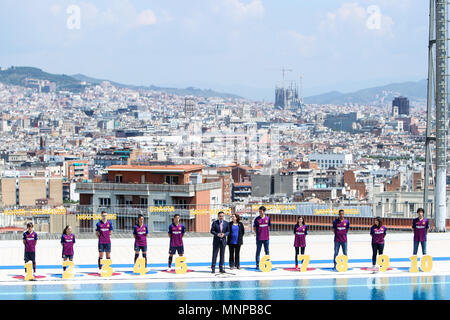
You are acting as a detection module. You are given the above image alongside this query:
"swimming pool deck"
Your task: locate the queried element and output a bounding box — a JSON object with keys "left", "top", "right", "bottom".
{"left": 1, "top": 232, "right": 450, "bottom": 284}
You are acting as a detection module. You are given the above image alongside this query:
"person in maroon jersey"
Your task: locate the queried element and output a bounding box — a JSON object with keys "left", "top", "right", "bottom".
{"left": 412, "top": 208, "right": 429, "bottom": 256}
{"left": 253, "top": 206, "right": 271, "bottom": 270}
{"left": 23, "top": 222, "right": 38, "bottom": 276}
{"left": 370, "top": 217, "right": 386, "bottom": 268}
{"left": 293, "top": 216, "right": 308, "bottom": 269}
{"left": 167, "top": 214, "right": 186, "bottom": 271}
{"left": 133, "top": 214, "right": 149, "bottom": 268}
{"left": 95, "top": 211, "right": 113, "bottom": 270}
{"left": 61, "top": 225, "right": 76, "bottom": 271}
{"left": 332, "top": 209, "right": 350, "bottom": 271}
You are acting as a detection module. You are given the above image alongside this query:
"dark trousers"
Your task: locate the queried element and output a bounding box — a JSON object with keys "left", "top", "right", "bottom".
{"left": 294, "top": 246, "right": 306, "bottom": 265}
{"left": 229, "top": 244, "right": 241, "bottom": 268}
{"left": 333, "top": 241, "right": 348, "bottom": 268}
{"left": 413, "top": 241, "right": 427, "bottom": 255}
{"left": 212, "top": 241, "right": 226, "bottom": 270}
{"left": 256, "top": 240, "right": 270, "bottom": 267}
{"left": 371, "top": 243, "right": 384, "bottom": 265}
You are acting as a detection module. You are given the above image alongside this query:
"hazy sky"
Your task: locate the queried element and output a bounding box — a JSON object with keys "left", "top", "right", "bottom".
{"left": 0, "top": 0, "right": 429, "bottom": 99}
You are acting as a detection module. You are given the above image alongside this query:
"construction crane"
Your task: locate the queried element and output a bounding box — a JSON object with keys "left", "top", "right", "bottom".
{"left": 298, "top": 74, "right": 304, "bottom": 105}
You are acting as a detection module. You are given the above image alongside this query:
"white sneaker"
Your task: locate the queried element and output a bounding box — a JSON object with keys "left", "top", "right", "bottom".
{"left": 166, "top": 268, "right": 173, "bottom": 272}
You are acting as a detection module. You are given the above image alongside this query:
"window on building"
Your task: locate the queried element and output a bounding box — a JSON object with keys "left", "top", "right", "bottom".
{"left": 140, "top": 197, "right": 148, "bottom": 206}
{"left": 154, "top": 199, "right": 167, "bottom": 206}
{"left": 141, "top": 175, "right": 145, "bottom": 184}
{"left": 176, "top": 199, "right": 188, "bottom": 209}
{"left": 270, "top": 176, "right": 275, "bottom": 194}
{"left": 99, "top": 198, "right": 111, "bottom": 207}
{"left": 165, "top": 175, "right": 179, "bottom": 185}
{"left": 115, "top": 175, "right": 123, "bottom": 183}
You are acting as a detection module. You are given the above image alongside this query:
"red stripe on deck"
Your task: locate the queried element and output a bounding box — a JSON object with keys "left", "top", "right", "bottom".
{"left": 87, "top": 272, "right": 122, "bottom": 276}
{"left": 161, "top": 269, "right": 195, "bottom": 273}
{"left": 12, "top": 275, "right": 47, "bottom": 279}
{"left": 283, "top": 267, "right": 317, "bottom": 272}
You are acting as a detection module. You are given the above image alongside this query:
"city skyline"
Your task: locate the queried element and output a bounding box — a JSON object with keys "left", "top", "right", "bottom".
{"left": 1, "top": 0, "right": 428, "bottom": 100}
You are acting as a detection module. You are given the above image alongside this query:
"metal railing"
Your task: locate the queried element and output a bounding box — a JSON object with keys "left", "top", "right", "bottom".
{"left": 0, "top": 201, "right": 448, "bottom": 238}
{"left": 75, "top": 181, "right": 222, "bottom": 193}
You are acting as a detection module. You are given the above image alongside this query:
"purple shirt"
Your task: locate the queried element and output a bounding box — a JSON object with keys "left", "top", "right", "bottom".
{"left": 294, "top": 224, "right": 307, "bottom": 247}
{"left": 23, "top": 231, "right": 37, "bottom": 252}
{"left": 133, "top": 224, "right": 148, "bottom": 246}
{"left": 412, "top": 218, "right": 429, "bottom": 242}
{"left": 332, "top": 219, "right": 349, "bottom": 243}
{"left": 254, "top": 216, "right": 271, "bottom": 241}
{"left": 370, "top": 226, "right": 386, "bottom": 244}
{"left": 169, "top": 223, "right": 185, "bottom": 247}
{"left": 61, "top": 234, "right": 75, "bottom": 256}
{"left": 96, "top": 220, "right": 113, "bottom": 244}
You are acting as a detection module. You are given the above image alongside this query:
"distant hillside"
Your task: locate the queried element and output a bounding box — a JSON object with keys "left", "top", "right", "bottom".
{"left": 0, "top": 66, "right": 242, "bottom": 99}
{"left": 304, "top": 79, "right": 427, "bottom": 105}
{"left": 71, "top": 73, "right": 242, "bottom": 99}
{"left": 0, "top": 66, "right": 86, "bottom": 92}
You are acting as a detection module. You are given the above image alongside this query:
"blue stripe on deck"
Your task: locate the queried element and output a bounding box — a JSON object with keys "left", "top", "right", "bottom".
{"left": 1, "top": 256, "right": 449, "bottom": 270}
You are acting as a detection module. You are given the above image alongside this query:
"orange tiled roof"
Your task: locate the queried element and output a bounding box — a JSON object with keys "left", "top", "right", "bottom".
{"left": 234, "top": 181, "right": 252, "bottom": 187}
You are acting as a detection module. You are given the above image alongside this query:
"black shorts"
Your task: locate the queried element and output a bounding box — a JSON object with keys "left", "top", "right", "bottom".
{"left": 134, "top": 245, "right": 147, "bottom": 252}
{"left": 98, "top": 243, "right": 111, "bottom": 253}
{"left": 169, "top": 246, "right": 184, "bottom": 255}
{"left": 62, "top": 249, "right": 74, "bottom": 259}
{"left": 24, "top": 252, "right": 35, "bottom": 263}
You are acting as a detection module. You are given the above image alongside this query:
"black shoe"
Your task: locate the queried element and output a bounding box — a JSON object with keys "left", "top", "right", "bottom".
{"left": 220, "top": 269, "right": 225, "bottom": 273}
{"left": 211, "top": 269, "right": 215, "bottom": 274}
{"left": 230, "top": 266, "right": 234, "bottom": 270}
{"left": 236, "top": 266, "right": 241, "bottom": 269}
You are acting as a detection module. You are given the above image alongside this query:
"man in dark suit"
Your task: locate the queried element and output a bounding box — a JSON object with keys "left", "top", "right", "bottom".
{"left": 210, "top": 211, "right": 229, "bottom": 273}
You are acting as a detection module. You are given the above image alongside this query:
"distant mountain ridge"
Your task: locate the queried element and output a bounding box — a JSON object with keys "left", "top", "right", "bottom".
{"left": 0, "top": 66, "right": 427, "bottom": 104}
{"left": 304, "top": 79, "right": 427, "bottom": 105}
{"left": 70, "top": 73, "right": 242, "bottom": 99}
{"left": 0, "top": 66, "right": 242, "bottom": 99}
{"left": 0, "top": 66, "right": 85, "bottom": 92}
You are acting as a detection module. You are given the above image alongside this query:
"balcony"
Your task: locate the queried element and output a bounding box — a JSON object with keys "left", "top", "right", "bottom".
{"left": 79, "top": 205, "right": 193, "bottom": 218}
{"left": 75, "top": 181, "right": 222, "bottom": 196}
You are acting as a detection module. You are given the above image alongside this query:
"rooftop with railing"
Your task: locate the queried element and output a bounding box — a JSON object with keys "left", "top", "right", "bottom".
{"left": 75, "top": 181, "right": 222, "bottom": 193}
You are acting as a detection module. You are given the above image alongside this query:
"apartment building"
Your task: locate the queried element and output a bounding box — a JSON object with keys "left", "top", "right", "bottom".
{"left": 308, "top": 153, "right": 353, "bottom": 170}
{"left": 75, "top": 164, "right": 223, "bottom": 232}
{"left": 0, "top": 177, "right": 63, "bottom": 206}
